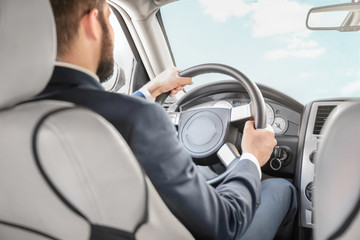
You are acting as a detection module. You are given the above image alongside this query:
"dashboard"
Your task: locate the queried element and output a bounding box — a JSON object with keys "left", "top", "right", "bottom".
{"left": 168, "top": 80, "right": 358, "bottom": 234}
{"left": 185, "top": 99, "right": 299, "bottom": 136}
{"left": 165, "top": 78, "right": 360, "bottom": 240}
{"left": 169, "top": 81, "right": 303, "bottom": 178}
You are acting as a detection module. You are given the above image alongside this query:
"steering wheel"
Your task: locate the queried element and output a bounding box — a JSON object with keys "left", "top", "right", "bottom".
{"left": 167, "top": 64, "right": 266, "bottom": 185}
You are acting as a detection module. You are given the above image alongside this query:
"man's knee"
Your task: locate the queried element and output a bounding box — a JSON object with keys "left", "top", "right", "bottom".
{"left": 262, "top": 178, "right": 295, "bottom": 193}
{"left": 261, "top": 178, "right": 296, "bottom": 207}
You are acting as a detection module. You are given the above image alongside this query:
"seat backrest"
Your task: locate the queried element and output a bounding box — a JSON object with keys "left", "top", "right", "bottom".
{"left": 314, "top": 101, "right": 360, "bottom": 240}
{"left": 0, "top": 0, "right": 193, "bottom": 239}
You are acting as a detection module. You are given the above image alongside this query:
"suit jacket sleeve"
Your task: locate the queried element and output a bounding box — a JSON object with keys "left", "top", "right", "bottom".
{"left": 129, "top": 103, "right": 261, "bottom": 240}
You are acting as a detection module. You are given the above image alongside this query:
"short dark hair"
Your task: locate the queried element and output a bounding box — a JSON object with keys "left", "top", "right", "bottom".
{"left": 50, "top": 0, "right": 106, "bottom": 57}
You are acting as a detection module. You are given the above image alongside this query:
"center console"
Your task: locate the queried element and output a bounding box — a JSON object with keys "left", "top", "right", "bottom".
{"left": 298, "top": 101, "right": 340, "bottom": 228}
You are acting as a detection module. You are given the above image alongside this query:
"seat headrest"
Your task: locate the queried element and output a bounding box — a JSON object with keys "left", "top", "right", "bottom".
{"left": 0, "top": 0, "right": 56, "bottom": 109}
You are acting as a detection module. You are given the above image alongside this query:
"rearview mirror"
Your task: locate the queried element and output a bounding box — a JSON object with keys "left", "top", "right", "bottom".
{"left": 306, "top": 2, "right": 360, "bottom": 31}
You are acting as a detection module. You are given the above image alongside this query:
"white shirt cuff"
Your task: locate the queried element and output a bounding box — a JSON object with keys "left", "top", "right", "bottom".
{"left": 240, "top": 153, "right": 262, "bottom": 179}
{"left": 138, "top": 87, "right": 155, "bottom": 103}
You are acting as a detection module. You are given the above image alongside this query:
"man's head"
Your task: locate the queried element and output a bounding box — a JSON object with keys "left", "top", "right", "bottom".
{"left": 50, "top": 0, "right": 114, "bottom": 82}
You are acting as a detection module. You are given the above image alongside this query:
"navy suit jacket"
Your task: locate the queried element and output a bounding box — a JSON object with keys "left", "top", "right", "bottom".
{"left": 37, "top": 66, "right": 261, "bottom": 240}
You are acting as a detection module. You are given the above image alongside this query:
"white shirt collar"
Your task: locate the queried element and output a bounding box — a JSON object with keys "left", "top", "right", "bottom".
{"left": 55, "top": 61, "right": 100, "bottom": 82}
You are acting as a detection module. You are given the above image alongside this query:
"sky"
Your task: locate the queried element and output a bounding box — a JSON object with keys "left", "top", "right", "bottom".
{"left": 161, "top": 0, "right": 360, "bottom": 103}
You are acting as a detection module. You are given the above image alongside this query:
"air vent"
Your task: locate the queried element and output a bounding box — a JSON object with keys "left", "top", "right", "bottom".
{"left": 313, "top": 105, "right": 336, "bottom": 135}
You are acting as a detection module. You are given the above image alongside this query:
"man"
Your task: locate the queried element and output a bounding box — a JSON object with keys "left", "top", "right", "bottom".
{"left": 37, "top": 0, "right": 297, "bottom": 239}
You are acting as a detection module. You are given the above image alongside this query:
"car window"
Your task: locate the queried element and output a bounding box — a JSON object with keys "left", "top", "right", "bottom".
{"left": 102, "top": 10, "right": 135, "bottom": 94}
{"left": 161, "top": 0, "right": 360, "bottom": 103}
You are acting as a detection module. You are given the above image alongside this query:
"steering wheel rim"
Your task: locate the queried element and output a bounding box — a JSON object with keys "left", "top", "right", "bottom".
{"left": 180, "top": 64, "right": 266, "bottom": 128}
{"left": 172, "top": 63, "right": 266, "bottom": 185}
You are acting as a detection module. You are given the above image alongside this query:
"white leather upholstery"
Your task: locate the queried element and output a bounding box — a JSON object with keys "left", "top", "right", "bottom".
{"left": 0, "top": 0, "right": 56, "bottom": 109}
{"left": 37, "top": 106, "right": 147, "bottom": 232}
{"left": 0, "top": 224, "right": 52, "bottom": 240}
{"left": 0, "top": 0, "right": 193, "bottom": 239}
{"left": 0, "top": 101, "right": 91, "bottom": 240}
{"left": 137, "top": 176, "right": 194, "bottom": 240}
{"left": 0, "top": 101, "right": 193, "bottom": 239}
{"left": 314, "top": 101, "right": 360, "bottom": 240}
{"left": 39, "top": 107, "right": 193, "bottom": 238}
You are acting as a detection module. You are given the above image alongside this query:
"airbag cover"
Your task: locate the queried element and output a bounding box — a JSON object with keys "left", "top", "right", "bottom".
{"left": 178, "top": 109, "right": 230, "bottom": 158}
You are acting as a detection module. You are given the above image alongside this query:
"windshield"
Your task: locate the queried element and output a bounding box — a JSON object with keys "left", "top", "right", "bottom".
{"left": 161, "top": 0, "right": 360, "bottom": 104}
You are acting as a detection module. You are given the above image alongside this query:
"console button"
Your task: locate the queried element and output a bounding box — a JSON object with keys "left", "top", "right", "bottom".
{"left": 305, "top": 182, "right": 314, "bottom": 202}
{"left": 309, "top": 151, "right": 317, "bottom": 163}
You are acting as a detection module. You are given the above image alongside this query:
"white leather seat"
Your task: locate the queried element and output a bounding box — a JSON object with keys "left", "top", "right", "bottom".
{"left": 314, "top": 101, "right": 360, "bottom": 240}
{"left": 0, "top": 0, "right": 193, "bottom": 239}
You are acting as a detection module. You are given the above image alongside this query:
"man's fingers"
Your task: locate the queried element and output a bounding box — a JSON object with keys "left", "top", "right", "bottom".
{"left": 244, "top": 121, "right": 255, "bottom": 134}
{"left": 176, "top": 86, "right": 184, "bottom": 91}
{"left": 168, "top": 83, "right": 188, "bottom": 97}
{"left": 169, "top": 90, "right": 175, "bottom": 97}
{"left": 245, "top": 121, "right": 274, "bottom": 133}
{"left": 244, "top": 121, "right": 255, "bottom": 132}
{"left": 177, "top": 76, "right": 193, "bottom": 86}
{"left": 265, "top": 124, "right": 275, "bottom": 133}
{"left": 173, "top": 67, "right": 193, "bottom": 86}
{"left": 170, "top": 88, "right": 180, "bottom": 97}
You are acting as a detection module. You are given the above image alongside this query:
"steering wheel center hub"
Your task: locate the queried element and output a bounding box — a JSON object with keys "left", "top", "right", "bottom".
{"left": 179, "top": 110, "right": 228, "bottom": 159}
{"left": 186, "top": 116, "right": 217, "bottom": 146}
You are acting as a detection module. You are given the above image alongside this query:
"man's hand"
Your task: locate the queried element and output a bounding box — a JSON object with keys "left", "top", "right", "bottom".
{"left": 241, "top": 121, "right": 277, "bottom": 167}
{"left": 144, "top": 67, "right": 193, "bottom": 98}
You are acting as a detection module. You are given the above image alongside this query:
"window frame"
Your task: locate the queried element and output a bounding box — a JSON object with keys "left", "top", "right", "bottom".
{"left": 109, "top": 4, "right": 149, "bottom": 94}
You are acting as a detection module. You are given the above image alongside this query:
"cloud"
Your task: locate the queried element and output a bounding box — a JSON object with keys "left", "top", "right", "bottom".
{"left": 264, "top": 37, "right": 325, "bottom": 60}
{"left": 300, "top": 73, "right": 310, "bottom": 78}
{"left": 346, "top": 69, "right": 359, "bottom": 77}
{"left": 318, "top": 89, "right": 329, "bottom": 94}
{"left": 264, "top": 49, "right": 290, "bottom": 60}
{"left": 198, "top": 0, "right": 252, "bottom": 22}
{"left": 198, "top": 0, "right": 325, "bottom": 60}
{"left": 264, "top": 34, "right": 325, "bottom": 60}
{"left": 251, "top": 0, "right": 325, "bottom": 60}
{"left": 287, "top": 38, "right": 318, "bottom": 49}
{"left": 292, "top": 48, "right": 325, "bottom": 58}
{"left": 198, "top": 0, "right": 312, "bottom": 37}
{"left": 341, "top": 71, "right": 360, "bottom": 95}
{"left": 250, "top": 0, "right": 312, "bottom": 37}
{"left": 265, "top": 48, "right": 325, "bottom": 60}
{"left": 341, "top": 80, "right": 360, "bottom": 95}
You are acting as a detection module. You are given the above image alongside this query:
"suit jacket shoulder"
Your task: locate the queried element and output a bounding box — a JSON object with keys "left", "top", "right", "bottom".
{"left": 40, "top": 87, "right": 152, "bottom": 143}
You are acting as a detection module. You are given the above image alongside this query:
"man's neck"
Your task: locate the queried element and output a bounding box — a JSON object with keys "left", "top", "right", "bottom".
{"left": 56, "top": 43, "right": 100, "bottom": 82}
{"left": 55, "top": 61, "right": 100, "bottom": 82}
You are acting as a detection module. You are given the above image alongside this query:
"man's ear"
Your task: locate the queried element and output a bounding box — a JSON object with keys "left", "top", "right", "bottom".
{"left": 81, "top": 8, "right": 101, "bottom": 41}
